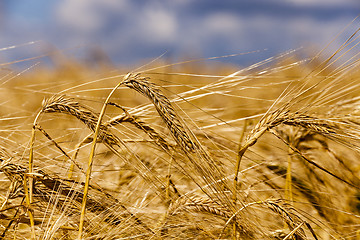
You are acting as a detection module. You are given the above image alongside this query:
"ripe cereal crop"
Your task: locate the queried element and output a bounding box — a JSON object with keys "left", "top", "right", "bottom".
{"left": 0, "top": 27, "right": 360, "bottom": 240}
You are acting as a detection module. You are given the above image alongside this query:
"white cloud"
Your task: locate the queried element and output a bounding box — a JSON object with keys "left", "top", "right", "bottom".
{"left": 204, "top": 13, "right": 243, "bottom": 35}
{"left": 55, "top": 0, "right": 102, "bottom": 33}
{"left": 55, "top": 0, "right": 129, "bottom": 34}
{"left": 55, "top": 0, "right": 178, "bottom": 45}
{"left": 140, "top": 5, "right": 178, "bottom": 44}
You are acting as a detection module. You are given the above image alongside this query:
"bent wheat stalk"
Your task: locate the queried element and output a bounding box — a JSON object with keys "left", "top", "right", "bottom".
{"left": 77, "top": 73, "right": 130, "bottom": 239}
{"left": 27, "top": 110, "right": 43, "bottom": 239}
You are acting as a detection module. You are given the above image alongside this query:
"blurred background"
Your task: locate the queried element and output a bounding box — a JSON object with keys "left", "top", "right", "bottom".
{"left": 0, "top": 0, "right": 360, "bottom": 68}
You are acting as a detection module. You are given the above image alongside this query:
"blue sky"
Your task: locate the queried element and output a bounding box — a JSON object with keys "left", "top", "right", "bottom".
{"left": 0, "top": 0, "right": 359, "bottom": 68}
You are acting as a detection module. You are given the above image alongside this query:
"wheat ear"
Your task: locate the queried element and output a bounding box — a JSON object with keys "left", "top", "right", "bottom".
{"left": 123, "top": 73, "right": 197, "bottom": 152}
{"left": 168, "top": 195, "right": 231, "bottom": 219}
{"left": 42, "top": 94, "right": 166, "bottom": 196}
{"left": 233, "top": 109, "right": 346, "bottom": 198}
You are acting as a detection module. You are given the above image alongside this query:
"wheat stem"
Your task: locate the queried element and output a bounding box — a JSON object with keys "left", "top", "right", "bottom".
{"left": 165, "top": 158, "right": 173, "bottom": 204}
{"left": 285, "top": 147, "right": 293, "bottom": 203}
{"left": 68, "top": 134, "right": 91, "bottom": 179}
{"left": 23, "top": 174, "right": 35, "bottom": 239}
{"left": 232, "top": 120, "right": 247, "bottom": 240}
{"left": 27, "top": 110, "right": 42, "bottom": 239}
{"left": 77, "top": 74, "right": 129, "bottom": 239}
{"left": 283, "top": 222, "right": 305, "bottom": 240}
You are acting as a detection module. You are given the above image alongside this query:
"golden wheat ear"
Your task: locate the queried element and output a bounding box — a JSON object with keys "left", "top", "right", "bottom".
{"left": 122, "top": 73, "right": 197, "bottom": 152}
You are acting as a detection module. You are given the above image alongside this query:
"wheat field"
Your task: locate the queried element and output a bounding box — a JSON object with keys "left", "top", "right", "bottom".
{"left": 0, "top": 29, "right": 360, "bottom": 240}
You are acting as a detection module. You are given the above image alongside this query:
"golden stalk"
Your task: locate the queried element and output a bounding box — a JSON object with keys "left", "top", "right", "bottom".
{"left": 77, "top": 74, "right": 130, "bottom": 239}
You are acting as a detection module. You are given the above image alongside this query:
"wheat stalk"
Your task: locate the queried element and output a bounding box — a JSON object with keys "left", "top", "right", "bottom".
{"left": 76, "top": 74, "right": 129, "bottom": 239}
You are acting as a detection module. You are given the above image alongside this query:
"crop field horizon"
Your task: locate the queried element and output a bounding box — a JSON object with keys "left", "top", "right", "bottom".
{"left": 0, "top": 24, "right": 360, "bottom": 240}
